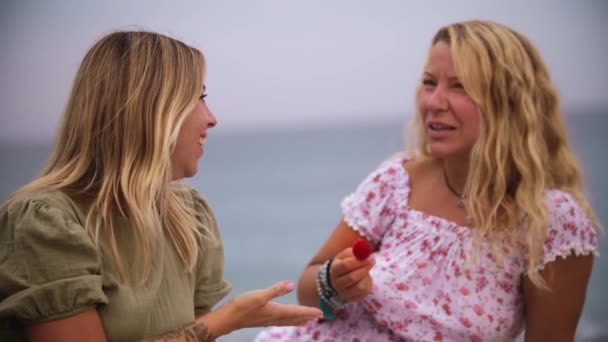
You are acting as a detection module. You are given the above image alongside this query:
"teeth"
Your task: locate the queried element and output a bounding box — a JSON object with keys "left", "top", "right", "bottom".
{"left": 198, "top": 137, "right": 204, "bottom": 146}
{"left": 430, "top": 123, "right": 452, "bottom": 130}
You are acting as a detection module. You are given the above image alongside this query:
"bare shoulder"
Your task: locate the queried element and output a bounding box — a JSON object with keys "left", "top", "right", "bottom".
{"left": 403, "top": 157, "right": 438, "bottom": 182}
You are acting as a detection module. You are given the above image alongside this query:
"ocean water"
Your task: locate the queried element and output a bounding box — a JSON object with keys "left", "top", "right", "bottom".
{"left": 0, "top": 112, "right": 606, "bottom": 341}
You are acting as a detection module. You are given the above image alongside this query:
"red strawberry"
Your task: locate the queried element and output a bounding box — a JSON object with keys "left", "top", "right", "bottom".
{"left": 353, "top": 238, "right": 372, "bottom": 260}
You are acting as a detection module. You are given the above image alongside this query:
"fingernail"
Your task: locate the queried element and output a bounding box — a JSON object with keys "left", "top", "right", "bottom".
{"left": 283, "top": 281, "right": 295, "bottom": 292}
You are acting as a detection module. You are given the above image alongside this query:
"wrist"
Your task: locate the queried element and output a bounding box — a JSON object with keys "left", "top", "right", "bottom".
{"left": 316, "top": 258, "right": 347, "bottom": 320}
{"left": 197, "top": 305, "right": 233, "bottom": 338}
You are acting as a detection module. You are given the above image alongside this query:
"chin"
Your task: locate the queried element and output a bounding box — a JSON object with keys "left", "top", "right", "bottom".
{"left": 184, "top": 168, "right": 198, "bottom": 178}
{"left": 427, "top": 144, "right": 470, "bottom": 160}
{"left": 426, "top": 144, "right": 450, "bottom": 157}
{"left": 176, "top": 167, "right": 198, "bottom": 180}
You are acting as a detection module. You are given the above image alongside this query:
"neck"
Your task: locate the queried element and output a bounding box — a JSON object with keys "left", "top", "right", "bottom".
{"left": 441, "top": 157, "right": 469, "bottom": 195}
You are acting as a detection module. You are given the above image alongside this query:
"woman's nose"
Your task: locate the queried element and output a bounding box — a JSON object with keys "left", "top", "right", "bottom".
{"left": 427, "top": 86, "right": 449, "bottom": 112}
{"left": 206, "top": 107, "right": 217, "bottom": 128}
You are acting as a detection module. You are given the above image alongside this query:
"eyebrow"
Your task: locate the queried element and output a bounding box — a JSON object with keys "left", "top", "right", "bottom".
{"left": 423, "top": 72, "right": 460, "bottom": 82}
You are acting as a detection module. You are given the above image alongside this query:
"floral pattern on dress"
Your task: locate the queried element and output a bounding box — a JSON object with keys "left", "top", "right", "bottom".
{"left": 255, "top": 156, "right": 599, "bottom": 342}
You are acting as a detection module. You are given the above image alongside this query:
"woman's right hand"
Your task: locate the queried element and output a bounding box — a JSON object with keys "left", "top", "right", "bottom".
{"left": 212, "top": 280, "right": 323, "bottom": 335}
{"left": 328, "top": 246, "right": 375, "bottom": 303}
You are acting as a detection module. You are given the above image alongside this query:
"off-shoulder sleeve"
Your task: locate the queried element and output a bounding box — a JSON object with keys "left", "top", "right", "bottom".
{"left": 0, "top": 195, "right": 107, "bottom": 324}
{"left": 340, "top": 158, "right": 403, "bottom": 244}
{"left": 189, "top": 190, "right": 232, "bottom": 313}
{"left": 536, "top": 190, "right": 599, "bottom": 271}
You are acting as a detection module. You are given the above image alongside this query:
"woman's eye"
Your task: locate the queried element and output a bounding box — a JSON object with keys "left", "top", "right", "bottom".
{"left": 422, "top": 79, "right": 436, "bottom": 87}
{"left": 452, "top": 82, "right": 464, "bottom": 89}
{"left": 199, "top": 94, "right": 207, "bottom": 102}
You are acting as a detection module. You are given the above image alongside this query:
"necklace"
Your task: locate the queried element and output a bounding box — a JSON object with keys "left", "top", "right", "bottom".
{"left": 443, "top": 168, "right": 466, "bottom": 208}
{"left": 443, "top": 168, "right": 473, "bottom": 225}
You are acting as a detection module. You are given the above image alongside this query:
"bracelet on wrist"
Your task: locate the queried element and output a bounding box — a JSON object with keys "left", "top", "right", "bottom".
{"left": 316, "top": 257, "right": 347, "bottom": 320}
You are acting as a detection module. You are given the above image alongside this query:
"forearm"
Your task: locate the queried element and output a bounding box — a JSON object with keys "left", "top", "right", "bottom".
{"left": 142, "top": 308, "right": 232, "bottom": 342}
{"left": 297, "top": 264, "right": 322, "bottom": 308}
{"left": 525, "top": 330, "right": 573, "bottom": 342}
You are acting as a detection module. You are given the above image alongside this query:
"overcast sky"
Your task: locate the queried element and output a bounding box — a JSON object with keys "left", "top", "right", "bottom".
{"left": 1, "top": 0, "right": 607, "bottom": 142}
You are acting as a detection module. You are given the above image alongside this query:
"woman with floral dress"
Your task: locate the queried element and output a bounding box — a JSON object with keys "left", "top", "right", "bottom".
{"left": 255, "top": 20, "right": 600, "bottom": 342}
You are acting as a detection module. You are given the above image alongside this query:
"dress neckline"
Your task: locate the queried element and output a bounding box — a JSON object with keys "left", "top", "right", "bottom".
{"left": 392, "top": 155, "right": 474, "bottom": 233}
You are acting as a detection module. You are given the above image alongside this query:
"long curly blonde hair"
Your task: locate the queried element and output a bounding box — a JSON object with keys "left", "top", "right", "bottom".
{"left": 7, "top": 30, "right": 209, "bottom": 285}
{"left": 410, "top": 20, "right": 600, "bottom": 288}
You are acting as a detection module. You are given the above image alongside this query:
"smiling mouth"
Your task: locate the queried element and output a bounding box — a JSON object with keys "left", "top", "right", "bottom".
{"left": 428, "top": 123, "right": 455, "bottom": 131}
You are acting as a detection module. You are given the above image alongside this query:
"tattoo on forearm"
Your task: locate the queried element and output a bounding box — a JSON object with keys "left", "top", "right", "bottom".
{"left": 144, "top": 320, "right": 215, "bottom": 342}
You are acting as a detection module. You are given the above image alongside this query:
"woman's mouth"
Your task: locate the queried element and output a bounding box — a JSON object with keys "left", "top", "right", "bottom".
{"left": 427, "top": 122, "right": 456, "bottom": 139}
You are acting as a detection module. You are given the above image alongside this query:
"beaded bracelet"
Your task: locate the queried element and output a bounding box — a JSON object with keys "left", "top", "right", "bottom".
{"left": 316, "top": 258, "right": 347, "bottom": 320}
{"left": 321, "top": 260, "right": 346, "bottom": 309}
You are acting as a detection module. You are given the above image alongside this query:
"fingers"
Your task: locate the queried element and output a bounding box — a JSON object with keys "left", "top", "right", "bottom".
{"left": 330, "top": 254, "right": 375, "bottom": 278}
{"left": 328, "top": 248, "right": 375, "bottom": 303}
{"left": 263, "top": 302, "right": 323, "bottom": 327}
{"left": 339, "top": 276, "right": 373, "bottom": 302}
{"left": 332, "top": 263, "right": 373, "bottom": 289}
{"left": 331, "top": 266, "right": 373, "bottom": 302}
{"left": 228, "top": 285, "right": 323, "bottom": 329}
{"left": 260, "top": 280, "right": 296, "bottom": 302}
{"left": 334, "top": 247, "right": 355, "bottom": 259}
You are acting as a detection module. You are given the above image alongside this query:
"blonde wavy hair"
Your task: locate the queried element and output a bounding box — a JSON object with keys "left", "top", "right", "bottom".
{"left": 7, "top": 30, "right": 209, "bottom": 285}
{"left": 409, "top": 20, "right": 600, "bottom": 288}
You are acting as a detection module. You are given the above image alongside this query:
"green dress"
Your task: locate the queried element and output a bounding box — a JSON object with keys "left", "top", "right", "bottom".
{"left": 0, "top": 189, "right": 232, "bottom": 341}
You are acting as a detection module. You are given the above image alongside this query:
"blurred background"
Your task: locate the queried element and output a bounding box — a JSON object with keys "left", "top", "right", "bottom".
{"left": 1, "top": 1, "right": 606, "bottom": 341}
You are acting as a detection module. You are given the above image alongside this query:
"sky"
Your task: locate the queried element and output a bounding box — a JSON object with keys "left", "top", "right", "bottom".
{"left": 0, "top": 0, "right": 607, "bottom": 143}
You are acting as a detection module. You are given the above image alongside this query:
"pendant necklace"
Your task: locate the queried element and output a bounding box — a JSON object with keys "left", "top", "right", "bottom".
{"left": 443, "top": 168, "right": 473, "bottom": 225}
{"left": 443, "top": 169, "right": 466, "bottom": 208}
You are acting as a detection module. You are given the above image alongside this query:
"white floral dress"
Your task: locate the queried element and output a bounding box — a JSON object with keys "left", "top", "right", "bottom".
{"left": 255, "top": 156, "right": 599, "bottom": 342}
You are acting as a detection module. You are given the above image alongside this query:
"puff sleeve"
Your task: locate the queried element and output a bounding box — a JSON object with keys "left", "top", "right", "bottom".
{"left": 340, "top": 158, "right": 401, "bottom": 244}
{"left": 189, "top": 190, "right": 232, "bottom": 313}
{"left": 536, "top": 190, "right": 599, "bottom": 271}
{"left": 0, "top": 195, "right": 107, "bottom": 324}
